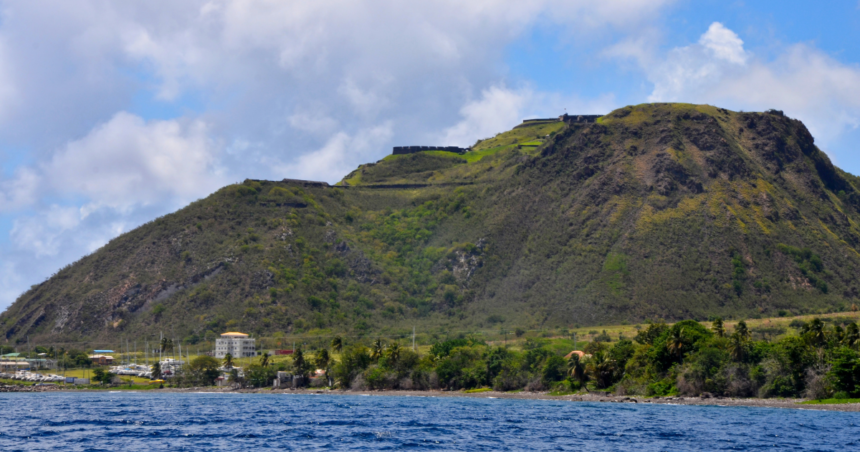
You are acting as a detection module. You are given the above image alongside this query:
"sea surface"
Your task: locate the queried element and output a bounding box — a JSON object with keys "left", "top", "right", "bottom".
{"left": 0, "top": 392, "right": 858, "bottom": 451}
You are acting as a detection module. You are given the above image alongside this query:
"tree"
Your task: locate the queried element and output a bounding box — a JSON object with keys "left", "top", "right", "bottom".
{"left": 801, "top": 318, "right": 826, "bottom": 348}
{"left": 260, "top": 352, "right": 270, "bottom": 368}
{"left": 728, "top": 332, "right": 747, "bottom": 362}
{"left": 292, "top": 348, "right": 308, "bottom": 378}
{"left": 371, "top": 339, "right": 384, "bottom": 362}
{"left": 514, "top": 328, "right": 525, "bottom": 338}
{"left": 160, "top": 338, "right": 174, "bottom": 353}
{"left": 588, "top": 351, "right": 616, "bottom": 389}
{"left": 316, "top": 349, "right": 331, "bottom": 370}
{"left": 332, "top": 345, "right": 371, "bottom": 388}
{"left": 92, "top": 368, "right": 115, "bottom": 386}
{"left": 712, "top": 318, "right": 725, "bottom": 338}
{"left": 845, "top": 323, "right": 860, "bottom": 348}
{"left": 316, "top": 349, "right": 332, "bottom": 385}
{"left": 387, "top": 342, "right": 401, "bottom": 364}
{"left": 151, "top": 361, "right": 163, "bottom": 380}
{"left": 667, "top": 328, "right": 685, "bottom": 361}
{"left": 634, "top": 322, "right": 669, "bottom": 345}
{"left": 223, "top": 353, "right": 234, "bottom": 369}
{"left": 827, "top": 347, "right": 860, "bottom": 398}
{"left": 568, "top": 354, "right": 588, "bottom": 390}
{"left": 187, "top": 356, "right": 221, "bottom": 386}
{"left": 833, "top": 325, "right": 846, "bottom": 346}
{"left": 541, "top": 355, "right": 567, "bottom": 386}
{"left": 246, "top": 364, "right": 277, "bottom": 388}
{"left": 735, "top": 320, "right": 751, "bottom": 341}
{"left": 228, "top": 368, "right": 244, "bottom": 388}
{"left": 331, "top": 336, "right": 343, "bottom": 353}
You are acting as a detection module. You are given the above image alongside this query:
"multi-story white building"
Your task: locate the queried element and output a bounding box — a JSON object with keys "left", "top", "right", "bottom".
{"left": 214, "top": 332, "right": 257, "bottom": 358}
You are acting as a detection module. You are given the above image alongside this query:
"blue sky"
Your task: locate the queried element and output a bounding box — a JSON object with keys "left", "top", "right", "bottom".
{"left": 1, "top": 0, "right": 860, "bottom": 311}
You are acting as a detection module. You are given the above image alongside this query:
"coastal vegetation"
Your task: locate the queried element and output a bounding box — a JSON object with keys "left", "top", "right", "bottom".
{"left": 224, "top": 315, "right": 860, "bottom": 400}
{"left": 3, "top": 312, "right": 858, "bottom": 402}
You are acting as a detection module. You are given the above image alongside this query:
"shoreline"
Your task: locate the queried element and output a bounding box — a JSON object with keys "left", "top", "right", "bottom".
{"left": 5, "top": 384, "right": 860, "bottom": 412}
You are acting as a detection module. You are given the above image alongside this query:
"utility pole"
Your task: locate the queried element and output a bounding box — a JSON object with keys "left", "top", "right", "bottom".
{"left": 412, "top": 327, "right": 415, "bottom": 351}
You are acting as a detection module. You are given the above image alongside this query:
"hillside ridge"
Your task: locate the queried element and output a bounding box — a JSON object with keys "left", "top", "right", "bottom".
{"left": 4, "top": 103, "right": 860, "bottom": 345}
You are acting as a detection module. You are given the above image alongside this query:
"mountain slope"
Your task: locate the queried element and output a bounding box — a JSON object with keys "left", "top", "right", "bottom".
{"left": 4, "top": 103, "right": 860, "bottom": 345}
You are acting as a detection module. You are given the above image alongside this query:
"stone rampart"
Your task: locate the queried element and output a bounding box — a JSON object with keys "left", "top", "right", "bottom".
{"left": 559, "top": 114, "right": 601, "bottom": 124}
{"left": 392, "top": 146, "right": 467, "bottom": 155}
{"left": 521, "top": 118, "right": 559, "bottom": 123}
{"left": 281, "top": 178, "right": 330, "bottom": 188}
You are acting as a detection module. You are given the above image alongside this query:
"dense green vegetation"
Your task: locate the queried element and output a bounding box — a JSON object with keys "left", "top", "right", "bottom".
{"left": 136, "top": 316, "right": 860, "bottom": 401}
{"left": 4, "top": 103, "right": 860, "bottom": 349}
{"left": 329, "top": 315, "right": 860, "bottom": 399}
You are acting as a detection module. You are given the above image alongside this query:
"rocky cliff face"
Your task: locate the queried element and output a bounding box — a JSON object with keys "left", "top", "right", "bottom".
{"left": 3, "top": 103, "right": 860, "bottom": 344}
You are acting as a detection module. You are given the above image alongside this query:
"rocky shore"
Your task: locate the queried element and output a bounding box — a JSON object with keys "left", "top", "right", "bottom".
{"left": 3, "top": 383, "right": 858, "bottom": 411}
{"left": 0, "top": 384, "right": 64, "bottom": 393}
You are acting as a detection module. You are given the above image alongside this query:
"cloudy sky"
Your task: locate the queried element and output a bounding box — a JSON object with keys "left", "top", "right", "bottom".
{"left": 2, "top": 0, "right": 860, "bottom": 311}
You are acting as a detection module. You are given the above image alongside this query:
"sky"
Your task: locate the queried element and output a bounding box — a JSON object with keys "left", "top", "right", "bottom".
{"left": 2, "top": 0, "right": 860, "bottom": 312}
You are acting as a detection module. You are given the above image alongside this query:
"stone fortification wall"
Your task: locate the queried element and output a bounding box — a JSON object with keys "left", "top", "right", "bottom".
{"left": 392, "top": 146, "right": 467, "bottom": 155}
{"left": 515, "top": 114, "right": 602, "bottom": 129}
{"left": 281, "top": 178, "right": 330, "bottom": 187}
{"left": 522, "top": 118, "right": 559, "bottom": 123}
{"left": 560, "top": 114, "right": 601, "bottom": 124}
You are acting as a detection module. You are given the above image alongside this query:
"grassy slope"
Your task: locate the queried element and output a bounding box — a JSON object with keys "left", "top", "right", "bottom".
{"left": 4, "top": 104, "right": 860, "bottom": 347}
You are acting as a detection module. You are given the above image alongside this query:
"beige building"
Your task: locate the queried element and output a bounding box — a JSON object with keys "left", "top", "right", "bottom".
{"left": 214, "top": 332, "right": 257, "bottom": 358}
{"left": 88, "top": 355, "right": 115, "bottom": 366}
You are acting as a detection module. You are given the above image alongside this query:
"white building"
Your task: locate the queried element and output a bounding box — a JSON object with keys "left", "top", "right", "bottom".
{"left": 214, "top": 332, "right": 257, "bottom": 358}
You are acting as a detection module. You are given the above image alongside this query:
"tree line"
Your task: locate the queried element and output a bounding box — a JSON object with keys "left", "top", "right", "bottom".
{"left": 168, "top": 317, "right": 858, "bottom": 400}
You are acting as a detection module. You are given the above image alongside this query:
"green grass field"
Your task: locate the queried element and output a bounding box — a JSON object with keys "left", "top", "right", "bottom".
{"left": 800, "top": 398, "right": 860, "bottom": 405}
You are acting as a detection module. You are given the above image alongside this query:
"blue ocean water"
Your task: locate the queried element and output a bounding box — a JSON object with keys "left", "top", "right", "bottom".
{"left": 0, "top": 392, "right": 858, "bottom": 451}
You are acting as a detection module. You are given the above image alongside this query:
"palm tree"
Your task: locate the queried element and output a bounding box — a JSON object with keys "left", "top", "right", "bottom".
{"left": 833, "top": 325, "right": 845, "bottom": 345}
{"left": 735, "top": 320, "right": 751, "bottom": 341}
{"left": 567, "top": 354, "right": 588, "bottom": 390}
{"left": 260, "top": 352, "right": 270, "bottom": 368}
{"left": 151, "top": 361, "right": 162, "bottom": 379}
{"left": 712, "top": 318, "right": 725, "bottom": 338}
{"left": 223, "top": 353, "right": 234, "bottom": 369}
{"left": 387, "top": 342, "right": 401, "bottom": 363}
{"left": 292, "top": 348, "right": 307, "bottom": 377}
{"left": 588, "top": 352, "right": 616, "bottom": 389}
{"left": 331, "top": 336, "right": 343, "bottom": 353}
{"left": 667, "top": 328, "right": 685, "bottom": 361}
{"left": 315, "top": 349, "right": 332, "bottom": 386}
{"left": 371, "top": 339, "right": 384, "bottom": 362}
{"left": 160, "top": 337, "right": 173, "bottom": 353}
{"left": 845, "top": 323, "right": 860, "bottom": 347}
{"left": 803, "top": 318, "right": 826, "bottom": 347}
{"left": 315, "top": 349, "right": 330, "bottom": 370}
{"left": 728, "top": 332, "right": 747, "bottom": 362}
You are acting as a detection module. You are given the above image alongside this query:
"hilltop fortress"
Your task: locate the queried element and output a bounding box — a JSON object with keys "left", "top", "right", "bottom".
{"left": 393, "top": 113, "right": 603, "bottom": 154}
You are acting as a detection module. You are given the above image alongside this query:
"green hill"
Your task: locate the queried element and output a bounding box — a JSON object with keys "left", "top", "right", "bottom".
{"left": 4, "top": 103, "right": 860, "bottom": 345}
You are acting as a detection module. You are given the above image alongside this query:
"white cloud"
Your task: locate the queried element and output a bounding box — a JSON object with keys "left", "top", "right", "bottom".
{"left": 442, "top": 85, "right": 532, "bottom": 147}
{"left": 440, "top": 85, "right": 617, "bottom": 147}
{"left": 0, "top": 261, "right": 24, "bottom": 309}
{"left": 10, "top": 205, "right": 81, "bottom": 257}
{"left": 286, "top": 112, "right": 338, "bottom": 136}
{"left": 281, "top": 123, "right": 394, "bottom": 183}
{"left": 0, "top": 37, "right": 17, "bottom": 123}
{"left": 698, "top": 22, "right": 747, "bottom": 65}
{"left": 44, "top": 112, "right": 226, "bottom": 210}
{"left": 613, "top": 22, "right": 860, "bottom": 153}
{"left": 0, "top": 167, "right": 39, "bottom": 212}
